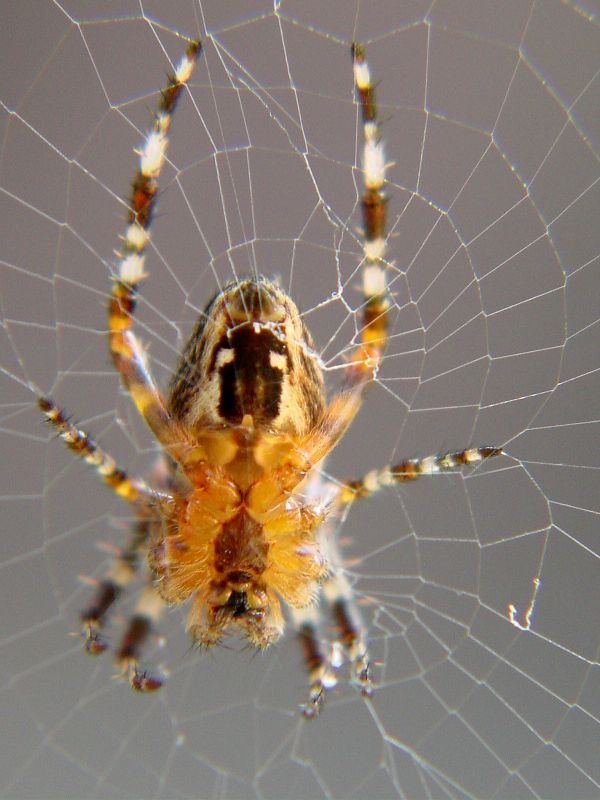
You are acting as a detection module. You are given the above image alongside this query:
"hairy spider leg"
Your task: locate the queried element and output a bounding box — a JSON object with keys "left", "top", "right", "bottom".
{"left": 114, "top": 575, "right": 167, "bottom": 692}
{"left": 335, "top": 446, "right": 505, "bottom": 507}
{"left": 279, "top": 43, "right": 391, "bottom": 488}
{"left": 37, "top": 397, "right": 169, "bottom": 507}
{"left": 108, "top": 40, "right": 202, "bottom": 462}
{"left": 290, "top": 603, "right": 337, "bottom": 718}
{"left": 79, "top": 518, "right": 151, "bottom": 655}
{"left": 349, "top": 41, "right": 391, "bottom": 383}
{"left": 291, "top": 536, "right": 373, "bottom": 719}
{"left": 323, "top": 556, "right": 372, "bottom": 695}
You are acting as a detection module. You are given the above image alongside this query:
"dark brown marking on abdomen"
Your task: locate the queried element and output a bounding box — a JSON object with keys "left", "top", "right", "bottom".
{"left": 216, "top": 326, "right": 290, "bottom": 425}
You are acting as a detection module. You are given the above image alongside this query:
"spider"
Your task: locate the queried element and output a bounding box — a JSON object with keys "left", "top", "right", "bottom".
{"left": 38, "top": 37, "right": 503, "bottom": 717}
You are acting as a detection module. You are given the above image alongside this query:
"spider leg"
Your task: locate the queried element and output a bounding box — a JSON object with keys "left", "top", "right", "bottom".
{"left": 80, "top": 518, "right": 151, "bottom": 654}
{"left": 37, "top": 397, "right": 170, "bottom": 506}
{"left": 323, "top": 567, "right": 372, "bottom": 698}
{"left": 290, "top": 510, "right": 371, "bottom": 718}
{"left": 349, "top": 42, "right": 391, "bottom": 384}
{"left": 292, "top": 570, "right": 372, "bottom": 719}
{"left": 335, "top": 446, "right": 504, "bottom": 507}
{"left": 298, "top": 44, "right": 391, "bottom": 466}
{"left": 108, "top": 40, "right": 201, "bottom": 460}
{"left": 114, "top": 578, "right": 166, "bottom": 692}
{"left": 290, "top": 603, "right": 337, "bottom": 719}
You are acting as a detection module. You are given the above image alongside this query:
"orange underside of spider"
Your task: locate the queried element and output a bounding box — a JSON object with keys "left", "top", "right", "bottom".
{"left": 149, "top": 423, "right": 328, "bottom": 648}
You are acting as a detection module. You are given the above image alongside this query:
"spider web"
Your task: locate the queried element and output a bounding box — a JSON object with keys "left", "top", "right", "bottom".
{"left": 1, "top": 2, "right": 599, "bottom": 798}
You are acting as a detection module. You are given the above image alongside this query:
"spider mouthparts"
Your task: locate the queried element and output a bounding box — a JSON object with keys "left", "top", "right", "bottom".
{"left": 224, "top": 589, "right": 250, "bottom": 618}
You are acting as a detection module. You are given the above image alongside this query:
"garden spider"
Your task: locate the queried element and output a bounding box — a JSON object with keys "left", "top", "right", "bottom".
{"left": 38, "top": 38, "right": 502, "bottom": 717}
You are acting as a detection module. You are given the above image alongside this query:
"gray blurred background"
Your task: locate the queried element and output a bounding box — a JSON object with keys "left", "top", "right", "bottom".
{"left": 1, "top": 2, "right": 599, "bottom": 799}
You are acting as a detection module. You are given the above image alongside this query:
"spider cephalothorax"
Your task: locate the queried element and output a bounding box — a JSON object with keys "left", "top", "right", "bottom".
{"left": 38, "top": 37, "right": 503, "bottom": 716}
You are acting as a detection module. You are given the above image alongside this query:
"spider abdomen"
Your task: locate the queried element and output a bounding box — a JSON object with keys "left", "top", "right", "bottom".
{"left": 168, "top": 277, "right": 326, "bottom": 436}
